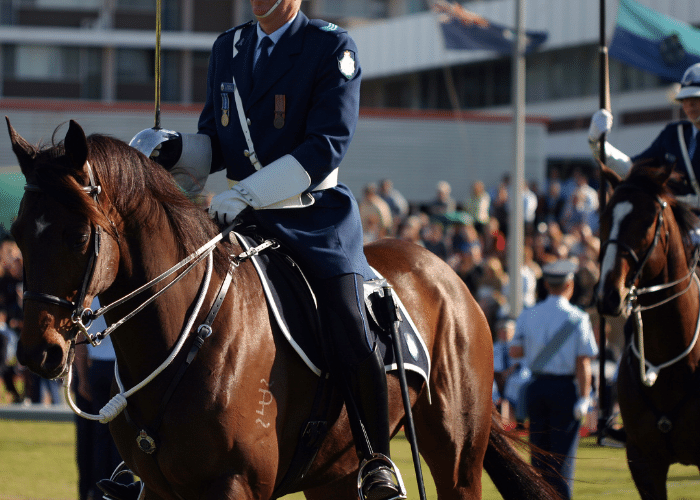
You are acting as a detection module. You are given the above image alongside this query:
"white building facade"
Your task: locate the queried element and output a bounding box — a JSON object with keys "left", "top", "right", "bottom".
{"left": 0, "top": 0, "right": 697, "bottom": 202}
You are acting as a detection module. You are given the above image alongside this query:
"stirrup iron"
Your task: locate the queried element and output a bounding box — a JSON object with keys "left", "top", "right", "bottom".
{"left": 101, "top": 462, "right": 145, "bottom": 500}
{"left": 357, "top": 454, "right": 407, "bottom": 500}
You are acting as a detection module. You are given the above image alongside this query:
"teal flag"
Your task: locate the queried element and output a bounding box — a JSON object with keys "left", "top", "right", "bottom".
{"left": 0, "top": 171, "right": 24, "bottom": 232}
{"left": 609, "top": 0, "right": 700, "bottom": 81}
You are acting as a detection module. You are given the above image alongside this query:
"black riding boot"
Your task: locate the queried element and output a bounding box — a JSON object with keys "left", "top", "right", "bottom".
{"left": 344, "top": 346, "right": 405, "bottom": 500}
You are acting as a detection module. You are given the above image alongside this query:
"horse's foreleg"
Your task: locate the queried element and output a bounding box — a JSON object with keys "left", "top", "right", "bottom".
{"left": 626, "top": 443, "right": 670, "bottom": 500}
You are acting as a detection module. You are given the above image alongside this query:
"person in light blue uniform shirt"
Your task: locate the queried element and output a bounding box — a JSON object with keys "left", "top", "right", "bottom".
{"left": 509, "top": 260, "right": 598, "bottom": 500}
{"left": 117, "top": 1, "right": 403, "bottom": 499}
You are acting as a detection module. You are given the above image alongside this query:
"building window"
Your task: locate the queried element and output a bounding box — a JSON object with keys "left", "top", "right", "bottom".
{"left": 2, "top": 44, "right": 101, "bottom": 99}
{"left": 116, "top": 48, "right": 180, "bottom": 102}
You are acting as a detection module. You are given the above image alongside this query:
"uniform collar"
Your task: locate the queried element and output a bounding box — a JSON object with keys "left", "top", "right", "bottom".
{"left": 256, "top": 12, "right": 298, "bottom": 49}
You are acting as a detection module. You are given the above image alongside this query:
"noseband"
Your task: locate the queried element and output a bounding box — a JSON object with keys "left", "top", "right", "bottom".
{"left": 22, "top": 162, "right": 103, "bottom": 338}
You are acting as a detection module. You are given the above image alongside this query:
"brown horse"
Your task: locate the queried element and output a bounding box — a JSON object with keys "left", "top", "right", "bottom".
{"left": 7, "top": 118, "right": 558, "bottom": 500}
{"left": 597, "top": 160, "right": 700, "bottom": 500}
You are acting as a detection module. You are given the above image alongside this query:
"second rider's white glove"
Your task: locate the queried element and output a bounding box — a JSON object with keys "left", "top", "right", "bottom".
{"left": 574, "top": 396, "right": 592, "bottom": 421}
{"left": 588, "top": 108, "right": 613, "bottom": 143}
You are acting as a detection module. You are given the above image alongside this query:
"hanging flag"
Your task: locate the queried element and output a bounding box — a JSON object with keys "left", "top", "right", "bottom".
{"left": 609, "top": 0, "right": 700, "bottom": 81}
{"left": 433, "top": 1, "right": 547, "bottom": 54}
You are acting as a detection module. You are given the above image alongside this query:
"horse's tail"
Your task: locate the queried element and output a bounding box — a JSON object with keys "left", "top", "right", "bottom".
{"left": 483, "top": 408, "right": 563, "bottom": 500}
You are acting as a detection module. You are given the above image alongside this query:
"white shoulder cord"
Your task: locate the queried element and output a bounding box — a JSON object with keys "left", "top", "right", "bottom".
{"left": 232, "top": 28, "right": 262, "bottom": 171}
{"left": 677, "top": 124, "right": 700, "bottom": 209}
{"left": 64, "top": 252, "right": 214, "bottom": 423}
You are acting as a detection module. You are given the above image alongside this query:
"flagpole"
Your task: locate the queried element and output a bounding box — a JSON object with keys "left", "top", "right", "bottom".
{"left": 597, "top": 0, "right": 611, "bottom": 446}
{"left": 508, "top": 0, "right": 525, "bottom": 319}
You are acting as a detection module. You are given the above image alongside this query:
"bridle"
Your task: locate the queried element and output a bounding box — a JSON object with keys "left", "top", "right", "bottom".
{"left": 600, "top": 191, "right": 668, "bottom": 291}
{"left": 601, "top": 188, "right": 700, "bottom": 386}
{"left": 22, "top": 159, "right": 278, "bottom": 424}
{"left": 21, "top": 161, "right": 230, "bottom": 347}
{"left": 22, "top": 162, "right": 103, "bottom": 339}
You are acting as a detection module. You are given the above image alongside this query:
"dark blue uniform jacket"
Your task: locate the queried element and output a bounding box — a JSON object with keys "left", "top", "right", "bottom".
{"left": 198, "top": 13, "right": 373, "bottom": 280}
{"left": 634, "top": 120, "right": 700, "bottom": 197}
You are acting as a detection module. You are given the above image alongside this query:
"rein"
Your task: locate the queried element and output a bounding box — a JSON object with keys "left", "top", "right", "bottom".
{"left": 602, "top": 188, "right": 700, "bottom": 387}
{"left": 22, "top": 160, "right": 279, "bottom": 424}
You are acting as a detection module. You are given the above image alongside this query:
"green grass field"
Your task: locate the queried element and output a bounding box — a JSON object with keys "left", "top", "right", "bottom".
{"left": 0, "top": 418, "right": 699, "bottom": 499}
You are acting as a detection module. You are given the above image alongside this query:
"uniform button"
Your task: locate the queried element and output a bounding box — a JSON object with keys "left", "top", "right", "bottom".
{"left": 247, "top": 118, "right": 252, "bottom": 126}
{"left": 244, "top": 150, "right": 251, "bottom": 157}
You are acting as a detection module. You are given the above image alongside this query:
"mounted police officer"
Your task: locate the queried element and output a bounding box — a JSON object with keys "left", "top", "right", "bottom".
{"left": 98, "top": 1, "right": 404, "bottom": 500}
{"left": 588, "top": 62, "right": 700, "bottom": 211}
{"left": 509, "top": 260, "right": 598, "bottom": 500}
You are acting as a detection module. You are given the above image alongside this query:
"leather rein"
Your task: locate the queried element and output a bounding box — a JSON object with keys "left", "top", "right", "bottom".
{"left": 601, "top": 189, "right": 700, "bottom": 386}
{"left": 22, "top": 161, "right": 276, "bottom": 425}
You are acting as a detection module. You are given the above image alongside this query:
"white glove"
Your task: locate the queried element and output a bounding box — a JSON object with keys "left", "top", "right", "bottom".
{"left": 588, "top": 109, "right": 613, "bottom": 143}
{"left": 208, "top": 190, "right": 249, "bottom": 225}
{"left": 574, "top": 396, "right": 592, "bottom": 420}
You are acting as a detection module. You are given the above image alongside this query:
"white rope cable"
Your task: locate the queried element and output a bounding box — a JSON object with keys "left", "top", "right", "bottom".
{"left": 64, "top": 252, "right": 214, "bottom": 423}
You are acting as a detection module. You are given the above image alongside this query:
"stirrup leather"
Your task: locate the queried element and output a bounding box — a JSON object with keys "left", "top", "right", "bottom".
{"left": 357, "top": 454, "right": 407, "bottom": 500}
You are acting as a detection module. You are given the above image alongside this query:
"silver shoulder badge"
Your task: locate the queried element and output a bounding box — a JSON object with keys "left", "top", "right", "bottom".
{"left": 321, "top": 23, "right": 338, "bottom": 32}
{"left": 338, "top": 50, "right": 356, "bottom": 80}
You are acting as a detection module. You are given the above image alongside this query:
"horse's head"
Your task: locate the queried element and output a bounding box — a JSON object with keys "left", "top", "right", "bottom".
{"left": 6, "top": 118, "right": 120, "bottom": 378}
{"left": 596, "top": 159, "right": 682, "bottom": 317}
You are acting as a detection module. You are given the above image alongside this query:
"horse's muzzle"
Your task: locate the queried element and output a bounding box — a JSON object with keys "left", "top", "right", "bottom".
{"left": 597, "top": 287, "right": 625, "bottom": 317}
{"left": 16, "top": 339, "right": 69, "bottom": 380}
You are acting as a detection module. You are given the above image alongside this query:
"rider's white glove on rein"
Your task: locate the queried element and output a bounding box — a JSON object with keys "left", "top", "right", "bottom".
{"left": 208, "top": 154, "right": 312, "bottom": 225}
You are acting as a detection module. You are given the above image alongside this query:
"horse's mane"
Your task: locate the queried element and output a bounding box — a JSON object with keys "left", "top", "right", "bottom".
{"left": 622, "top": 163, "right": 699, "bottom": 263}
{"left": 27, "top": 130, "right": 230, "bottom": 273}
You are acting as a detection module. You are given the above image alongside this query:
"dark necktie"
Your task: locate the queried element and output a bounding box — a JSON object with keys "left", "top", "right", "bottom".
{"left": 253, "top": 36, "right": 273, "bottom": 85}
{"left": 690, "top": 132, "right": 698, "bottom": 161}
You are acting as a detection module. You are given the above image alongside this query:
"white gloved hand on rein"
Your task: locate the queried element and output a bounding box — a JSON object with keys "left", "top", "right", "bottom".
{"left": 208, "top": 189, "right": 248, "bottom": 225}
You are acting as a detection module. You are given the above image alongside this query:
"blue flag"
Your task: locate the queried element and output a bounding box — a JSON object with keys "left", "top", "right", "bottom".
{"left": 434, "top": 1, "right": 547, "bottom": 54}
{"left": 609, "top": 0, "right": 700, "bottom": 82}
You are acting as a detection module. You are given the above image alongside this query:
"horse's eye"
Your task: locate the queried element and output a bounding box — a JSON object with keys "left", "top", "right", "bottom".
{"left": 69, "top": 232, "right": 90, "bottom": 251}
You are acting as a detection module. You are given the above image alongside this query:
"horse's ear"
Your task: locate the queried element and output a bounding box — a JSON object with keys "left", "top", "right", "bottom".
{"left": 652, "top": 154, "right": 675, "bottom": 186}
{"left": 6, "top": 116, "right": 36, "bottom": 173}
{"left": 64, "top": 120, "right": 89, "bottom": 170}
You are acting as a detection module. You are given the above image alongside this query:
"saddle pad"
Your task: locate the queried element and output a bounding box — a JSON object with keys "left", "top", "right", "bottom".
{"left": 235, "top": 233, "right": 431, "bottom": 396}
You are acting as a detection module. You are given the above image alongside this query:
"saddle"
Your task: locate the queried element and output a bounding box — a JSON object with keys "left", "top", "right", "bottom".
{"left": 233, "top": 231, "right": 430, "bottom": 498}
{"left": 234, "top": 231, "right": 431, "bottom": 385}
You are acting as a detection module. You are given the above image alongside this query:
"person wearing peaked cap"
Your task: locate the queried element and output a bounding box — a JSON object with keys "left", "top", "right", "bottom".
{"left": 509, "top": 259, "right": 598, "bottom": 500}
{"left": 541, "top": 259, "right": 578, "bottom": 286}
{"left": 587, "top": 62, "right": 700, "bottom": 212}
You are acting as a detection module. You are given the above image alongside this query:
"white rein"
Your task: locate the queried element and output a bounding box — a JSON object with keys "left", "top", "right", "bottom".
{"left": 628, "top": 250, "right": 700, "bottom": 387}
{"left": 64, "top": 251, "right": 214, "bottom": 423}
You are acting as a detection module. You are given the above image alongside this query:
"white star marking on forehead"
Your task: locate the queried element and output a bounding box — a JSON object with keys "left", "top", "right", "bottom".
{"left": 35, "top": 214, "right": 50, "bottom": 237}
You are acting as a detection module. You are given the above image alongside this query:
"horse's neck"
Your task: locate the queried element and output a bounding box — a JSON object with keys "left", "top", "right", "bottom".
{"left": 641, "top": 229, "right": 700, "bottom": 365}
{"left": 105, "top": 221, "right": 214, "bottom": 385}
